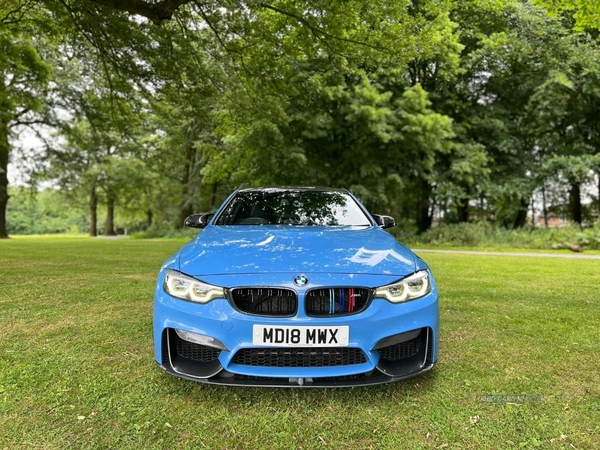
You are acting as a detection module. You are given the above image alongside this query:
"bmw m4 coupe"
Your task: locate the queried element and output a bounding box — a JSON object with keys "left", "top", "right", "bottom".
{"left": 153, "top": 187, "right": 439, "bottom": 387}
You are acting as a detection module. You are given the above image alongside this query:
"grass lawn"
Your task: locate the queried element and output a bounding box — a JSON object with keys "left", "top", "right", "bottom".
{"left": 410, "top": 245, "right": 600, "bottom": 256}
{"left": 1, "top": 236, "right": 599, "bottom": 449}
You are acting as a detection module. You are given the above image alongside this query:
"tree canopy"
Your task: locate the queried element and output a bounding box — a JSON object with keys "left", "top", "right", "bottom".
{"left": 2, "top": 0, "right": 600, "bottom": 237}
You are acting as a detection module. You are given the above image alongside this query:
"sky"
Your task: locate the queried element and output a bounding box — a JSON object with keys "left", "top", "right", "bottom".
{"left": 9, "top": 127, "right": 53, "bottom": 186}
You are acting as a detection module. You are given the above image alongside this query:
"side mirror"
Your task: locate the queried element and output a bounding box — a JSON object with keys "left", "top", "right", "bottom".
{"left": 373, "top": 214, "right": 396, "bottom": 229}
{"left": 184, "top": 213, "right": 214, "bottom": 229}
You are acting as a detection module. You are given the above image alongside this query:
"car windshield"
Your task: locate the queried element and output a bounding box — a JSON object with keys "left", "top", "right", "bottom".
{"left": 214, "top": 190, "right": 372, "bottom": 226}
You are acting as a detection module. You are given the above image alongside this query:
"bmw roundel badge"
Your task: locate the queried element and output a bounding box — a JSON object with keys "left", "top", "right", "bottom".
{"left": 293, "top": 275, "right": 309, "bottom": 286}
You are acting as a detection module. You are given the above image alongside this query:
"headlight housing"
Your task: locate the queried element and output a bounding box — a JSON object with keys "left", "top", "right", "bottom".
{"left": 374, "top": 270, "right": 431, "bottom": 303}
{"left": 163, "top": 270, "right": 225, "bottom": 303}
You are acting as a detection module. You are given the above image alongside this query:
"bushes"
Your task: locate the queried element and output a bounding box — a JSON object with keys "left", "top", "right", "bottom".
{"left": 124, "top": 221, "right": 600, "bottom": 248}
{"left": 6, "top": 187, "right": 88, "bottom": 235}
{"left": 401, "top": 222, "right": 492, "bottom": 247}
{"left": 402, "top": 222, "right": 600, "bottom": 250}
{"left": 129, "top": 222, "right": 199, "bottom": 240}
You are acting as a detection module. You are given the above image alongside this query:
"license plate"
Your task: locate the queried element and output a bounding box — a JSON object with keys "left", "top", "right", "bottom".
{"left": 252, "top": 325, "right": 349, "bottom": 347}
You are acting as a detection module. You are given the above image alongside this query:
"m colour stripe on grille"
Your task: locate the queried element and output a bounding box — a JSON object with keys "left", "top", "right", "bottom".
{"left": 329, "top": 288, "right": 334, "bottom": 314}
{"left": 349, "top": 288, "right": 354, "bottom": 312}
{"left": 305, "top": 288, "right": 369, "bottom": 316}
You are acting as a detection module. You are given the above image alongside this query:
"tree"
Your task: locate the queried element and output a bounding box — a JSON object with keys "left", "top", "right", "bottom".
{"left": 541, "top": 155, "right": 600, "bottom": 224}
{"left": 6, "top": 0, "right": 598, "bottom": 238}
{"left": 0, "top": 6, "right": 52, "bottom": 238}
{"left": 196, "top": 0, "right": 461, "bottom": 226}
{"left": 49, "top": 119, "right": 119, "bottom": 236}
{"left": 534, "top": 0, "right": 600, "bottom": 30}
{"left": 93, "top": 156, "right": 151, "bottom": 235}
{"left": 85, "top": 0, "right": 191, "bottom": 24}
{"left": 6, "top": 186, "right": 87, "bottom": 235}
{"left": 434, "top": 0, "right": 580, "bottom": 227}
{"left": 528, "top": 40, "right": 600, "bottom": 224}
{"left": 43, "top": 0, "right": 458, "bottom": 228}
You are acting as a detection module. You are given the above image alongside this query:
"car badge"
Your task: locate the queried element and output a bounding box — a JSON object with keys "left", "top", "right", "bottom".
{"left": 293, "top": 275, "right": 309, "bottom": 286}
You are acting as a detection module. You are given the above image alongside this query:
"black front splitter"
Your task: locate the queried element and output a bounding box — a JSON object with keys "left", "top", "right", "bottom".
{"left": 158, "top": 361, "right": 436, "bottom": 388}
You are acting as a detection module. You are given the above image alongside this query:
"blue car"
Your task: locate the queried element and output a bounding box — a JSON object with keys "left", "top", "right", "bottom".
{"left": 153, "top": 187, "right": 439, "bottom": 387}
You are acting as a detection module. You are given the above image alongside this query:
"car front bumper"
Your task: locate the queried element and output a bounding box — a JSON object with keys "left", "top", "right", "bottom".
{"left": 153, "top": 272, "right": 439, "bottom": 387}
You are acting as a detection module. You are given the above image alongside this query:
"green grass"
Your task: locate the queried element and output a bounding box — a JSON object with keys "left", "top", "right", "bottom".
{"left": 1, "top": 237, "right": 599, "bottom": 449}
{"left": 410, "top": 246, "right": 600, "bottom": 255}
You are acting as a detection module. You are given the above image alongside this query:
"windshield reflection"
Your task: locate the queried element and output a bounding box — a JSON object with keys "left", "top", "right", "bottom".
{"left": 215, "top": 190, "right": 371, "bottom": 226}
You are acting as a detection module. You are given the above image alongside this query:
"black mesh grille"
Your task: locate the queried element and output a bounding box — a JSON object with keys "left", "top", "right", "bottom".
{"left": 175, "top": 334, "right": 221, "bottom": 362}
{"left": 305, "top": 288, "right": 370, "bottom": 316}
{"left": 377, "top": 335, "right": 421, "bottom": 361}
{"left": 232, "top": 347, "right": 367, "bottom": 367}
{"left": 231, "top": 288, "right": 297, "bottom": 316}
{"left": 426, "top": 329, "right": 433, "bottom": 362}
{"left": 161, "top": 329, "right": 169, "bottom": 363}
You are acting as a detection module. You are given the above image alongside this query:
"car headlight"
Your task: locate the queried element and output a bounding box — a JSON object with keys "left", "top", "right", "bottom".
{"left": 163, "top": 270, "right": 225, "bottom": 303}
{"left": 374, "top": 270, "right": 431, "bottom": 303}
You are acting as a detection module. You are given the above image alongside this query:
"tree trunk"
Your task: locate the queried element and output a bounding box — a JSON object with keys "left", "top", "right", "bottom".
{"left": 0, "top": 120, "right": 10, "bottom": 239}
{"left": 542, "top": 186, "right": 548, "bottom": 228}
{"left": 89, "top": 185, "right": 97, "bottom": 237}
{"left": 0, "top": 138, "right": 9, "bottom": 239}
{"left": 456, "top": 198, "right": 469, "bottom": 223}
{"left": 0, "top": 75, "right": 10, "bottom": 239}
{"left": 440, "top": 199, "right": 447, "bottom": 225}
{"left": 513, "top": 197, "right": 529, "bottom": 228}
{"left": 179, "top": 127, "right": 197, "bottom": 228}
{"left": 210, "top": 182, "right": 219, "bottom": 209}
{"left": 479, "top": 195, "right": 485, "bottom": 221}
{"left": 178, "top": 166, "right": 194, "bottom": 227}
{"left": 104, "top": 198, "right": 116, "bottom": 236}
{"left": 416, "top": 179, "right": 433, "bottom": 233}
{"left": 569, "top": 183, "right": 582, "bottom": 225}
{"left": 179, "top": 203, "right": 193, "bottom": 228}
{"left": 146, "top": 209, "right": 153, "bottom": 229}
{"left": 597, "top": 174, "right": 600, "bottom": 219}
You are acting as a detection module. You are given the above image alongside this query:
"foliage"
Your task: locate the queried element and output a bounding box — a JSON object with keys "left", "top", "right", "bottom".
{"left": 0, "top": 3, "right": 53, "bottom": 238}
{"left": 129, "top": 222, "right": 200, "bottom": 240}
{"left": 534, "top": 0, "right": 600, "bottom": 30}
{"left": 406, "top": 221, "right": 600, "bottom": 250}
{"left": 5, "top": 186, "right": 88, "bottom": 235}
{"left": 2, "top": 0, "right": 600, "bottom": 236}
{"left": 5, "top": 186, "right": 163, "bottom": 235}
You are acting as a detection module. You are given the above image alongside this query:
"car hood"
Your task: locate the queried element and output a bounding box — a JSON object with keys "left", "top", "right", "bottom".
{"left": 178, "top": 226, "right": 416, "bottom": 276}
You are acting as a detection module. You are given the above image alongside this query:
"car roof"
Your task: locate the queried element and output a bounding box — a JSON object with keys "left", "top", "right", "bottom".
{"left": 236, "top": 186, "right": 348, "bottom": 193}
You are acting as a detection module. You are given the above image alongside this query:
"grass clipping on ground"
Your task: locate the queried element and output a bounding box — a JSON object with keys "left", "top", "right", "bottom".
{"left": 0, "top": 237, "right": 599, "bottom": 449}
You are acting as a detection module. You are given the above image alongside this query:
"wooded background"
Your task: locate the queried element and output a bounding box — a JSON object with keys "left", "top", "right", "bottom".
{"left": 2, "top": 0, "right": 600, "bottom": 238}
